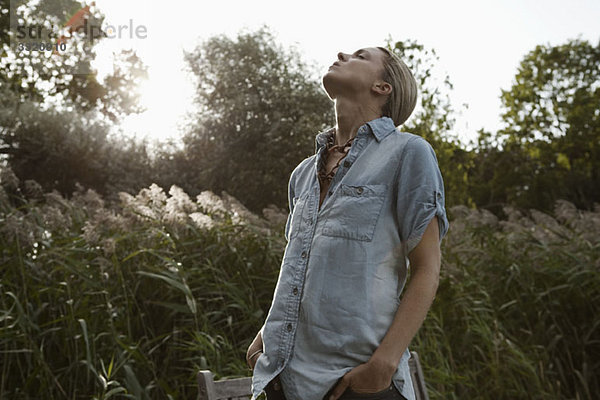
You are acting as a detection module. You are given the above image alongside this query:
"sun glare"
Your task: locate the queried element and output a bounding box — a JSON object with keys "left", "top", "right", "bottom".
{"left": 115, "top": 59, "right": 194, "bottom": 147}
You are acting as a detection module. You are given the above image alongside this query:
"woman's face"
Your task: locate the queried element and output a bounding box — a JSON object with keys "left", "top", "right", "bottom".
{"left": 322, "top": 47, "right": 387, "bottom": 100}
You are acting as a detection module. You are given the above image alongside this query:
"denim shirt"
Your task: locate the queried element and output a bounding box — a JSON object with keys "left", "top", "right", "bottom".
{"left": 251, "top": 116, "right": 449, "bottom": 400}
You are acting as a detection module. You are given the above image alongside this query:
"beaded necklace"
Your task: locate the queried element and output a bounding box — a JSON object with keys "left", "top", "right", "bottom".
{"left": 317, "top": 129, "right": 356, "bottom": 187}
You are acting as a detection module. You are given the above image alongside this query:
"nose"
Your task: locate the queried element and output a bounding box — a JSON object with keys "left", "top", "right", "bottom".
{"left": 337, "top": 52, "right": 347, "bottom": 62}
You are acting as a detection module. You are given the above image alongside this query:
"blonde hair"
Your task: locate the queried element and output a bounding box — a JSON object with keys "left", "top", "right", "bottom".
{"left": 377, "top": 47, "right": 418, "bottom": 127}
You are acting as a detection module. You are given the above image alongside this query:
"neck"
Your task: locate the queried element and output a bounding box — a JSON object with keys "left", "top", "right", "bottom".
{"left": 333, "top": 97, "right": 382, "bottom": 145}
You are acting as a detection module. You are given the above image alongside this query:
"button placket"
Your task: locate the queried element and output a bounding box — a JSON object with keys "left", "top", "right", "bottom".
{"left": 320, "top": 134, "right": 365, "bottom": 209}
{"left": 283, "top": 183, "right": 316, "bottom": 363}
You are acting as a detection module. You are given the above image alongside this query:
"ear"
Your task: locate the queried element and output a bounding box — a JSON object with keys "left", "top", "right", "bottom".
{"left": 371, "top": 80, "right": 392, "bottom": 96}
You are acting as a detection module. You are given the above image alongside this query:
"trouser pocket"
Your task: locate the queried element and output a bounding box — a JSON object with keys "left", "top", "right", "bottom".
{"left": 339, "top": 383, "right": 405, "bottom": 400}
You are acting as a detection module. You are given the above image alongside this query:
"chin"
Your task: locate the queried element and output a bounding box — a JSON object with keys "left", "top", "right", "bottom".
{"left": 321, "top": 73, "right": 338, "bottom": 100}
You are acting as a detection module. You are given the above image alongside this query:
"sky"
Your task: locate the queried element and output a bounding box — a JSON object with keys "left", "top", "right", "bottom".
{"left": 89, "top": 0, "right": 600, "bottom": 150}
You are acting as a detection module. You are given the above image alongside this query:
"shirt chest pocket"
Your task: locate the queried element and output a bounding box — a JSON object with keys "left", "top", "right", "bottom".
{"left": 321, "top": 183, "right": 388, "bottom": 241}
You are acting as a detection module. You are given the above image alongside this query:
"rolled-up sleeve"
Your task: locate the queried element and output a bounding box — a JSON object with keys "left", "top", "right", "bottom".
{"left": 396, "top": 136, "right": 449, "bottom": 255}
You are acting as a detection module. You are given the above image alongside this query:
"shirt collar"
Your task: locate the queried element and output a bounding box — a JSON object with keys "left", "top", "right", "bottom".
{"left": 314, "top": 116, "right": 397, "bottom": 154}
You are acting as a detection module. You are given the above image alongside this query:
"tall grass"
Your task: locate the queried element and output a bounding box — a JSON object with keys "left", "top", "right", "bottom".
{"left": 1, "top": 166, "right": 598, "bottom": 399}
{"left": 1, "top": 171, "right": 285, "bottom": 399}
{"left": 413, "top": 203, "right": 600, "bottom": 399}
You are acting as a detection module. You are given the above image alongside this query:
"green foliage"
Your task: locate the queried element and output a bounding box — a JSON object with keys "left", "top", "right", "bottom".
{"left": 1, "top": 164, "right": 598, "bottom": 398}
{"left": 413, "top": 203, "right": 600, "bottom": 399}
{"left": 499, "top": 38, "right": 600, "bottom": 145}
{"left": 400, "top": 36, "right": 600, "bottom": 217}
{"left": 1, "top": 0, "right": 153, "bottom": 205}
{"left": 1, "top": 0, "right": 144, "bottom": 120}
{"left": 483, "top": 38, "right": 600, "bottom": 212}
{"left": 0, "top": 96, "right": 156, "bottom": 203}
{"left": 178, "top": 26, "right": 334, "bottom": 214}
{"left": 1, "top": 16, "right": 599, "bottom": 397}
{"left": 51, "top": 48, "right": 149, "bottom": 123}
{"left": 0, "top": 169, "right": 287, "bottom": 398}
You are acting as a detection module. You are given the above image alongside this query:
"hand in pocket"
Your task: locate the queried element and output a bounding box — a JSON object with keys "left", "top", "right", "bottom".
{"left": 327, "top": 361, "right": 394, "bottom": 400}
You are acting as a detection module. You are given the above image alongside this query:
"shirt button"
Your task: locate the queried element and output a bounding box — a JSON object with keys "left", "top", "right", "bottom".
{"left": 356, "top": 186, "right": 363, "bottom": 195}
{"left": 344, "top": 160, "right": 351, "bottom": 168}
{"left": 301, "top": 251, "right": 307, "bottom": 258}
{"left": 286, "top": 323, "right": 293, "bottom": 332}
{"left": 293, "top": 287, "right": 298, "bottom": 295}
{"left": 328, "top": 190, "right": 333, "bottom": 196}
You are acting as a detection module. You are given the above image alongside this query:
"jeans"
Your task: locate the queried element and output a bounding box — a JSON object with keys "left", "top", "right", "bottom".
{"left": 265, "top": 375, "right": 407, "bottom": 400}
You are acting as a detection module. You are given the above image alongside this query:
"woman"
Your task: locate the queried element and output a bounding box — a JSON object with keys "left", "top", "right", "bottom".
{"left": 246, "top": 46, "right": 449, "bottom": 400}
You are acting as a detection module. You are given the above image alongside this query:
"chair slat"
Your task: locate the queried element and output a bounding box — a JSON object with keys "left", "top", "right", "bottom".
{"left": 197, "top": 370, "right": 218, "bottom": 400}
{"left": 214, "top": 377, "right": 252, "bottom": 398}
{"left": 408, "top": 351, "right": 430, "bottom": 400}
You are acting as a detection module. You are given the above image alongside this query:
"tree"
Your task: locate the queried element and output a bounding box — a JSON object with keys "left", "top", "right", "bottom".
{"left": 491, "top": 37, "right": 600, "bottom": 211}
{"left": 1, "top": 0, "right": 153, "bottom": 200}
{"left": 180, "top": 26, "right": 333, "bottom": 213}
{"left": 0, "top": 96, "right": 156, "bottom": 202}
{"left": 1, "top": 0, "right": 148, "bottom": 122}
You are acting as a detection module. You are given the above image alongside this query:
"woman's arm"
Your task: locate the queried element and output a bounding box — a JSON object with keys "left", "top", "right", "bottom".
{"left": 369, "top": 215, "right": 441, "bottom": 371}
{"left": 327, "top": 216, "right": 441, "bottom": 399}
